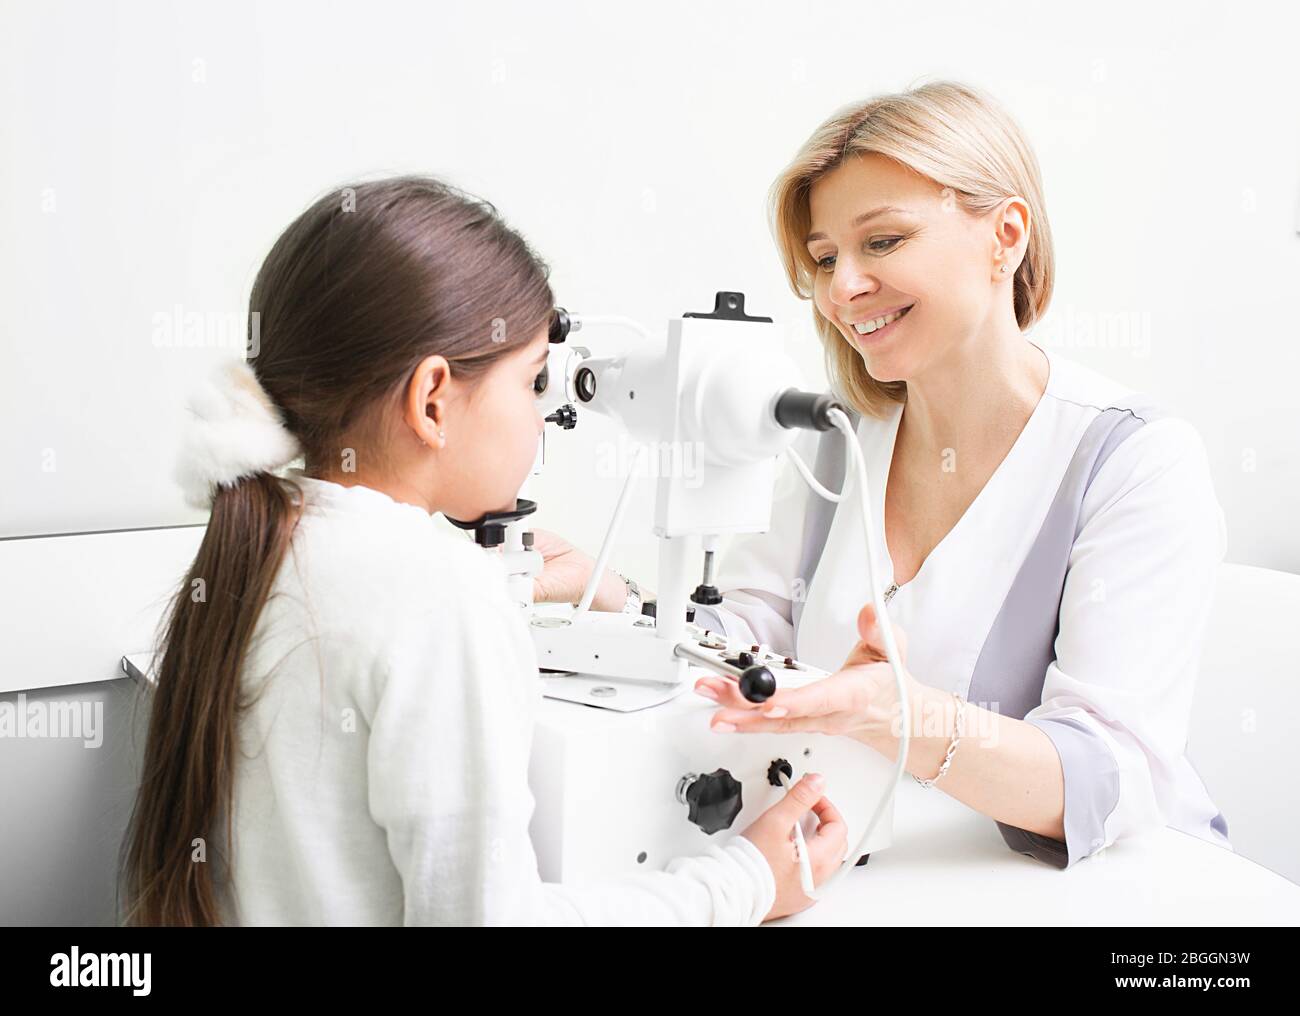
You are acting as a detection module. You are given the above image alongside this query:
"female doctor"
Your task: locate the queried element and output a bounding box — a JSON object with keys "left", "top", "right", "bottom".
{"left": 539, "top": 80, "right": 1232, "bottom": 869}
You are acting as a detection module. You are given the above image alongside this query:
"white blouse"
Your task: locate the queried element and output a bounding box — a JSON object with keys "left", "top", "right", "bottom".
{"left": 216, "top": 468, "right": 775, "bottom": 925}
{"left": 694, "top": 340, "right": 1232, "bottom": 867}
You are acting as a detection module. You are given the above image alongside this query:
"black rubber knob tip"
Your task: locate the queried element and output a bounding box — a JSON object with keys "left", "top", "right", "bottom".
{"left": 739, "top": 665, "right": 777, "bottom": 703}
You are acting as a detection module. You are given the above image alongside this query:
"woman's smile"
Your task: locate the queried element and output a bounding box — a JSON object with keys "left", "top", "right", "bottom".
{"left": 848, "top": 302, "right": 914, "bottom": 348}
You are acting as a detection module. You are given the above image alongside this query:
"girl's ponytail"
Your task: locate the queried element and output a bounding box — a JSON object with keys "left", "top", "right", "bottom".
{"left": 124, "top": 472, "right": 299, "bottom": 926}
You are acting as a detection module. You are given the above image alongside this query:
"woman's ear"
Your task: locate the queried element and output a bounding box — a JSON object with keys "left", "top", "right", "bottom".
{"left": 992, "top": 195, "right": 1030, "bottom": 277}
{"left": 404, "top": 354, "right": 452, "bottom": 449}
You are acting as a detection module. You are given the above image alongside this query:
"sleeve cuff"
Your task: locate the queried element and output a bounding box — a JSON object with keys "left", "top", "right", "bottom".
{"left": 995, "top": 716, "right": 1121, "bottom": 870}
{"left": 724, "top": 834, "right": 777, "bottom": 922}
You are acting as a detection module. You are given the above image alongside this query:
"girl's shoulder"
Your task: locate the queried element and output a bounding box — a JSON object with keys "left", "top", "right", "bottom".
{"left": 277, "top": 477, "right": 517, "bottom": 645}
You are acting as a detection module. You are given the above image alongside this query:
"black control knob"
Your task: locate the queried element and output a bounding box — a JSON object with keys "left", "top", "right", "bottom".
{"left": 638, "top": 601, "right": 695, "bottom": 623}
{"left": 691, "top": 583, "right": 723, "bottom": 605}
{"left": 545, "top": 404, "right": 578, "bottom": 430}
{"left": 739, "top": 665, "right": 777, "bottom": 703}
{"left": 680, "top": 769, "right": 743, "bottom": 835}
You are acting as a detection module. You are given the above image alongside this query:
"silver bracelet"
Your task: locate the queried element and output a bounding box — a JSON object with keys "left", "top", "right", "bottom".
{"left": 913, "top": 692, "right": 965, "bottom": 789}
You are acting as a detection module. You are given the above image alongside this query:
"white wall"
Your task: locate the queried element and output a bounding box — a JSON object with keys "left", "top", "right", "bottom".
{"left": 2, "top": 0, "right": 1297, "bottom": 589}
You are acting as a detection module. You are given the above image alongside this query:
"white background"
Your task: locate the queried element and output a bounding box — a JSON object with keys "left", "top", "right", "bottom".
{"left": 2, "top": 0, "right": 1297, "bottom": 582}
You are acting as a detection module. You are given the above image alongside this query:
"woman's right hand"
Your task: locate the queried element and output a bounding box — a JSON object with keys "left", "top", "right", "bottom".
{"left": 694, "top": 603, "right": 919, "bottom": 753}
{"left": 740, "top": 772, "right": 847, "bottom": 920}
{"left": 530, "top": 528, "right": 629, "bottom": 612}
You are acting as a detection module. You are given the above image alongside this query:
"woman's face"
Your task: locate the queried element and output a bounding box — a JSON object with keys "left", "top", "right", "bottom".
{"left": 420, "top": 326, "right": 550, "bottom": 521}
{"left": 806, "top": 152, "right": 1022, "bottom": 383}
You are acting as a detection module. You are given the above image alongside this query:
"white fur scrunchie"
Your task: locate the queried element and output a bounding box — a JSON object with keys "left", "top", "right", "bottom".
{"left": 175, "top": 358, "right": 304, "bottom": 509}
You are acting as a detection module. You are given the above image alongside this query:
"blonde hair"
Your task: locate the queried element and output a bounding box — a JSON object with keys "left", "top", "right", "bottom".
{"left": 769, "top": 80, "right": 1055, "bottom": 417}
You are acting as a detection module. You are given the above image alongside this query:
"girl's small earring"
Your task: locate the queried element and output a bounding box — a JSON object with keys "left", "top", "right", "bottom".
{"left": 438, "top": 430, "right": 446, "bottom": 441}
{"left": 999, "top": 264, "right": 1008, "bottom": 273}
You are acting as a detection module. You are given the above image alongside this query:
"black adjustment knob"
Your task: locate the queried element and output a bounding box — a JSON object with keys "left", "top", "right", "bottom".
{"left": 767, "top": 758, "right": 794, "bottom": 788}
{"left": 691, "top": 583, "right": 723, "bottom": 605}
{"left": 739, "top": 665, "right": 777, "bottom": 703}
{"left": 681, "top": 769, "right": 743, "bottom": 835}
{"left": 545, "top": 404, "right": 578, "bottom": 430}
{"left": 638, "top": 601, "right": 694, "bottom": 623}
{"left": 521, "top": 531, "right": 535, "bottom": 549}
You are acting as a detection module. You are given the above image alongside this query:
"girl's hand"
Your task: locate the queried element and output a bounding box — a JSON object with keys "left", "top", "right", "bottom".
{"left": 695, "top": 603, "right": 923, "bottom": 753}
{"left": 739, "top": 772, "right": 848, "bottom": 920}
{"left": 530, "top": 528, "right": 628, "bottom": 612}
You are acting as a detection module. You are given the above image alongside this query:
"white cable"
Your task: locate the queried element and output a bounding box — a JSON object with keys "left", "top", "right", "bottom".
{"left": 785, "top": 408, "right": 910, "bottom": 899}
{"left": 573, "top": 444, "right": 644, "bottom": 616}
{"left": 776, "top": 770, "right": 816, "bottom": 897}
{"left": 785, "top": 446, "right": 849, "bottom": 503}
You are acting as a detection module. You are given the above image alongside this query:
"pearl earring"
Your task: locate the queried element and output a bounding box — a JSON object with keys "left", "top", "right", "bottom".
{"left": 438, "top": 430, "right": 446, "bottom": 440}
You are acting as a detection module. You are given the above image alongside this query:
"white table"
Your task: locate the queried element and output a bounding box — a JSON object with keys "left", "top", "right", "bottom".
{"left": 776, "top": 777, "right": 1300, "bottom": 926}
{"left": 121, "top": 654, "right": 1298, "bottom": 927}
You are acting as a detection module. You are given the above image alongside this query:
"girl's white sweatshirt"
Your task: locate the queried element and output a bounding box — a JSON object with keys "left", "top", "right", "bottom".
{"left": 214, "top": 468, "right": 776, "bottom": 926}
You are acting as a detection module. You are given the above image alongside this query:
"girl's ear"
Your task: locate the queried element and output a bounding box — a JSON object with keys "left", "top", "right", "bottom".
{"left": 405, "top": 353, "right": 452, "bottom": 448}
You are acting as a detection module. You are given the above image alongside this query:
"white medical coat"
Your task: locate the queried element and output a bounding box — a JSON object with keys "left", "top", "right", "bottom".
{"left": 694, "top": 340, "right": 1231, "bottom": 868}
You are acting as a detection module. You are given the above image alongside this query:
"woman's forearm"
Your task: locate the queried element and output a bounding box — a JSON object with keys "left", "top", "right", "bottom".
{"left": 867, "top": 684, "right": 1067, "bottom": 842}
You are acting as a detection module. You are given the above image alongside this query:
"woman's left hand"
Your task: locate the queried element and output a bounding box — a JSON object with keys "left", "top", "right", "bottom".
{"left": 695, "top": 603, "right": 925, "bottom": 753}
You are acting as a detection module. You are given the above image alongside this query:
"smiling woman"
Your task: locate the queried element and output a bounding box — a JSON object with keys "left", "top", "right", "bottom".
{"left": 690, "top": 80, "right": 1231, "bottom": 874}
{"left": 770, "top": 81, "right": 1055, "bottom": 419}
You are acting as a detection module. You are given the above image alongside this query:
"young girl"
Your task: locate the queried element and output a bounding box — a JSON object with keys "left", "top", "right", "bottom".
{"left": 123, "top": 175, "right": 846, "bottom": 926}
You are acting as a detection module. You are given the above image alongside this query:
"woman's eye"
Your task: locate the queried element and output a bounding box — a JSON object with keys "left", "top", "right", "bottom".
{"left": 814, "top": 236, "right": 901, "bottom": 272}
{"left": 532, "top": 364, "right": 549, "bottom": 395}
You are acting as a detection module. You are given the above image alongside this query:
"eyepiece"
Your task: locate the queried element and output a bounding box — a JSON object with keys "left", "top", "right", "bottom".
{"left": 549, "top": 307, "right": 575, "bottom": 343}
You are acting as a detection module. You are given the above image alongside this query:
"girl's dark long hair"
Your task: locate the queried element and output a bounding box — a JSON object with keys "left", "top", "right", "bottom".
{"left": 122, "top": 176, "right": 554, "bottom": 925}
